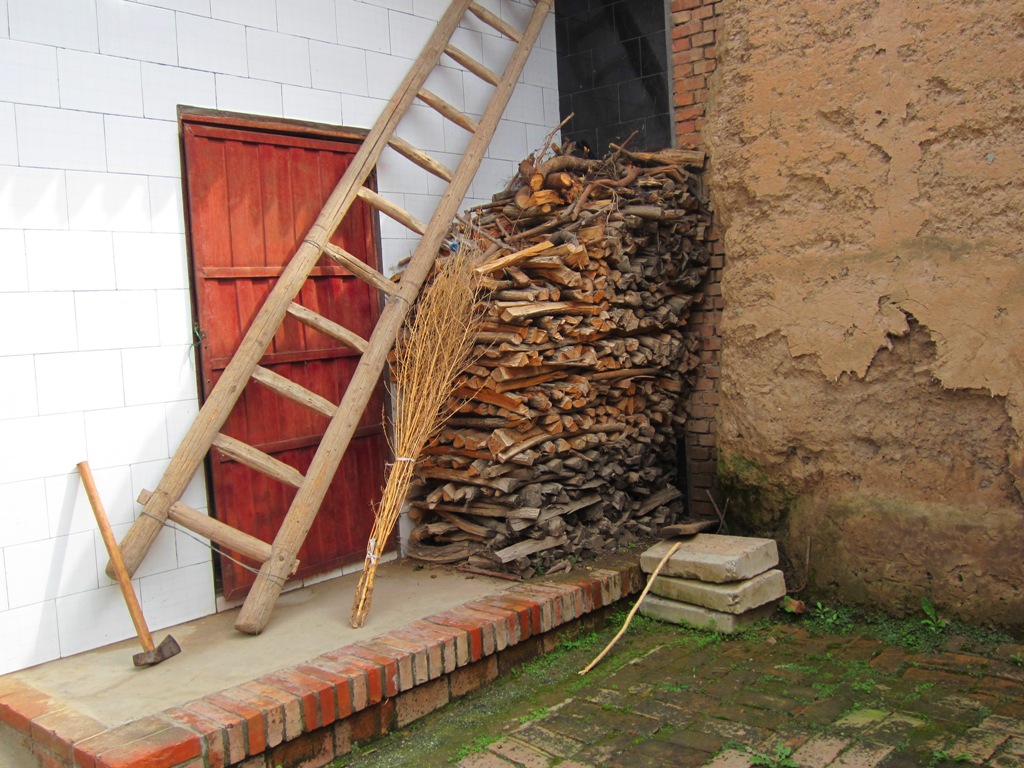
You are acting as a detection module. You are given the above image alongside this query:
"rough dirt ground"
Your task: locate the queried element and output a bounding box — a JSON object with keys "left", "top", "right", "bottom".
{"left": 702, "top": 0, "right": 1024, "bottom": 622}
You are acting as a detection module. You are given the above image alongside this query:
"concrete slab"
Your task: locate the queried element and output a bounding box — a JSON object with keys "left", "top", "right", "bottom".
{"left": 639, "top": 593, "right": 779, "bottom": 634}
{"left": 650, "top": 568, "right": 787, "bottom": 614}
{"left": 5, "top": 558, "right": 509, "bottom": 728}
{"left": 640, "top": 534, "right": 779, "bottom": 583}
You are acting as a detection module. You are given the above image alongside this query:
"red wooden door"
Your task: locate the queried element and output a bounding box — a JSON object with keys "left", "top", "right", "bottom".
{"left": 181, "top": 115, "right": 387, "bottom": 601}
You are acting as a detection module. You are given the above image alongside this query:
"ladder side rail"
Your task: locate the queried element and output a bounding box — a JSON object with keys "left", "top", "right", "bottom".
{"left": 109, "top": 0, "right": 476, "bottom": 580}
{"left": 235, "top": 0, "right": 555, "bottom": 635}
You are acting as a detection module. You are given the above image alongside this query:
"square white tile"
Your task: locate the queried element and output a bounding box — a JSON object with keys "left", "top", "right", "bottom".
{"left": 0, "top": 292, "right": 77, "bottom": 355}
{"left": 0, "top": 477, "right": 49, "bottom": 546}
{"left": 97, "top": 0, "right": 177, "bottom": 66}
{"left": 74, "top": 290, "right": 161, "bottom": 351}
{"left": 113, "top": 231, "right": 188, "bottom": 290}
{"left": 0, "top": 413, "right": 87, "bottom": 485}
{"left": 66, "top": 171, "right": 151, "bottom": 233}
{"left": 58, "top": 50, "right": 145, "bottom": 116}
{"left": 246, "top": 27, "right": 312, "bottom": 88}
{"left": 83, "top": 403, "right": 169, "bottom": 469}
{"left": 34, "top": 349, "right": 125, "bottom": 415}
{"left": 25, "top": 230, "right": 116, "bottom": 291}
{"left": 15, "top": 105, "right": 107, "bottom": 172}
{"left": 0, "top": 355, "right": 37, "bottom": 419}
{"left": 141, "top": 63, "right": 217, "bottom": 121}
{"left": 8, "top": 0, "right": 98, "bottom": 51}
{"left": 0, "top": 601, "right": 60, "bottom": 675}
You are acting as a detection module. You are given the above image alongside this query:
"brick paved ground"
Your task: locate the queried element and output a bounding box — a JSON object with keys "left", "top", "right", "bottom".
{"left": 335, "top": 616, "right": 1024, "bottom": 768}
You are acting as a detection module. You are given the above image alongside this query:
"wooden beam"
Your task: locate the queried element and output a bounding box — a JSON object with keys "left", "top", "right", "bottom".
{"left": 417, "top": 88, "right": 479, "bottom": 133}
{"left": 251, "top": 365, "right": 338, "bottom": 419}
{"left": 468, "top": 1, "right": 522, "bottom": 42}
{"left": 356, "top": 186, "right": 427, "bottom": 235}
{"left": 444, "top": 43, "right": 500, "bottom": 85}
{"left": 212, "top": 433, "right": 305, "bottom": 488}
{"left": 388, "top": 136, "right": 453, "bottom": 182}
{"left": 286, "top": 302, "right": 368, "bottom": 353}
{"left": 322, "top": 242, "right": 398, "bottom": 296}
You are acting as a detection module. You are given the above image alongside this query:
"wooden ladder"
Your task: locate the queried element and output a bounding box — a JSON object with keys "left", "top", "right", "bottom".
{"left": 109, "top": 0, "right": 554, "bottom": 635}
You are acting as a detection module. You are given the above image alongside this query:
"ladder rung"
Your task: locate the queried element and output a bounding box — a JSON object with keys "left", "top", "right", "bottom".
{"left": 388, "top": 136, "right": 453, "bottom": 183}
{"left": 137, "top": 489, "right": 300, "bottom": 572}
{"left": 417, "top": 88, "right": 479, "bottom": 134}
{"left": 444, "top": 43, "right": 500, "bottom": 85}
{"left": 356, "top": 186, "right": 427, "bottom": 235}
{"left": 322, "top": 242, "right": 398, "bottom": 296}
{"left": 468, "top": 1, "right": 522, "bottom": 42}
{"left": 252, "top": 365, "right": 338, "bottom": 419}
{"left": 212, "top": 433, "right": 306, "bottom": 489}
{"left": 286, "top": 302, "right": 369, "bottom": 353}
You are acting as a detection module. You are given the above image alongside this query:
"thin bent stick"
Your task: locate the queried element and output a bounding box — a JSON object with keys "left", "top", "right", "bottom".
{"left": 578, "top": 540, "right": 683, "bottom": 676}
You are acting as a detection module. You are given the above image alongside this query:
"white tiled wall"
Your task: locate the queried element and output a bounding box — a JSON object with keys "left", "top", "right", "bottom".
{"left": 0, "top": 0, "right": 558, "bottom": 675}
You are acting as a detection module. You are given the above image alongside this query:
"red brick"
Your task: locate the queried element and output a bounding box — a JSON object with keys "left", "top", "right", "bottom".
{"left": 698, "top": 434, "right": 716, "bottom": 447}
{"left": 692, "top": 31, "right": 715, "bottom": 47}
{"left": 672, "top": 19, "right": 702, "bottom": 38}
{"left": 182, "top": 700, "right": 248, "bottom": 765}
{"left": 267, "top": 725, "right": 334, "bottom": 768}
{"left": 676, "top": 104, "right": 705, "bottom": 122}
{"left": 674, "top": 47, "right": 706, "bottom": 65}
{"left": 702, "top": 16, "right": 720, "bottom": 32}
{"left": 671, "top": 10, "right": 692, "bottom": 24}
{"left": 693, "top": 58, "right": 716, "bottom": 75}
{"left": 77, "top": 717, "right": 201, "bottom": 768}
{"left": 464, "top": 602, "right": 519, "bottom": 649}
{"left": 163, "top": 707, "right": 229, "bottom": 768}
{"left": 373, "top": 635, "right": 428, "bottom": 687}
{"left": 347, "top": 700, "right": 395, "bottom": 745}
{"left": 241, "top": 681, "right": 303, "bottom": 742}
{"left": 427, "top": 612, "right": 486, "bottom": 662}
{"left": 674, "top": 0, "right": 702, "bottom": 10}
{"left": 450, "top": 656, "right": 499, "bottom": 699}
{"left": 296, "top": 661, "right": 357, "bottom": 717}
{"left": 28, "top": 706, "right": 105, "bottom": 761}
{"left": 394, "top": 678, "right": 451, "bottom": 729}
{"left": 322, "top": 650, "right": 388, "bottom": 702}
{"left": 430, "top": 614, "right": 489, "bottom": 663}
{"left": 693, "top": 3, "right": 715, "bottom": 19}
{"left": 677, "top": 75, "right": 706, "bottom": 93}
{"left": 352, "top": 641, "right": 414, "bottom": 693}
{"left": 262, "top": 670, "right": 335, "bottom": 731}
{"left": 673, "top": 90, "right": 696, "bottom": 108}
{"left": 677, "top": 119, "right": 697, "bottom": 135}
{"left": 215, "top": 688, "right": 283, "bottom": 749}
{"left": 384, "top": 629, "right": 442, "bottom": 682}
{"left": 0, "top": 684, "right": 58, "bottom": 734}
{"left": 404, "top": 620, "right": 466, "bottom": 671}
{"left": 484, "top": 595, "right": 541, "bottom": 639}
{"left": 671, "top": 36, "right": 691, "bottom": 52}
{"left": 205, "top": 693, "right": 268, "bottom": 756}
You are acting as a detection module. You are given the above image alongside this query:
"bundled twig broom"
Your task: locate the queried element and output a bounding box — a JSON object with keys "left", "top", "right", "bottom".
{"left": 350, "top": 245, "right": 482, "bottom": 628}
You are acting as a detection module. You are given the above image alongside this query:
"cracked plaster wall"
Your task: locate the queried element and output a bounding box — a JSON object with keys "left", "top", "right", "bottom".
{"left": 703, "top": 0, "right": 1024, "bottom": 622}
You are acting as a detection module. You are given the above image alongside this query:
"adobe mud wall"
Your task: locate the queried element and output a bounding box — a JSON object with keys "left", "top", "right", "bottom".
{"left": 702, "top": 0, "right": 1024, "bottom": 623}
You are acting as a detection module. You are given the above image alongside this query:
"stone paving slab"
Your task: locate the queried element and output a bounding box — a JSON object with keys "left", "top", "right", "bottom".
{"left": 650, "top": 568, "right": 787, "bottom": 614}
{"left": 640, "top": 593, "right": 779, "bottom": 633}
{"left": 641, "top": 535, "right": 779, "bottom": 583}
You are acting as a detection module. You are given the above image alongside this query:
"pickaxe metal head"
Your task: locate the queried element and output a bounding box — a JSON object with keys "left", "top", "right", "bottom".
{"left": 133, "top": 635, "right": 181, "bottom": 667}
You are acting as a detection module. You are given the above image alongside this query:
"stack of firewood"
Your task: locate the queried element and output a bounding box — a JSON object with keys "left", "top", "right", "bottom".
{"left": 403, "top": 144, "right": 712, "bottom": 578}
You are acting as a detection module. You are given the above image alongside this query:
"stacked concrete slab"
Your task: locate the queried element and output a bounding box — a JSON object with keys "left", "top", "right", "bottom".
{"left": 639, "top": 534, "right": 786, "bottom": 633}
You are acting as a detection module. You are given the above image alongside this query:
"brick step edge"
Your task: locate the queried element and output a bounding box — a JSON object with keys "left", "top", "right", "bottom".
{"left": 0, "top": 562, "right": 642, "bottom": 768}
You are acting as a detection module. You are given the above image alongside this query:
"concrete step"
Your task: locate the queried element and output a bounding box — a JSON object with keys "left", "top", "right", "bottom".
{"left": 640, "top": 534, "right": 779, "bottom": 583}
{"left": 639, "top": 594, "right": 779, "bottom": 634}
{"left": 650, "top": 568, "right": 787, "bottom": 614}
